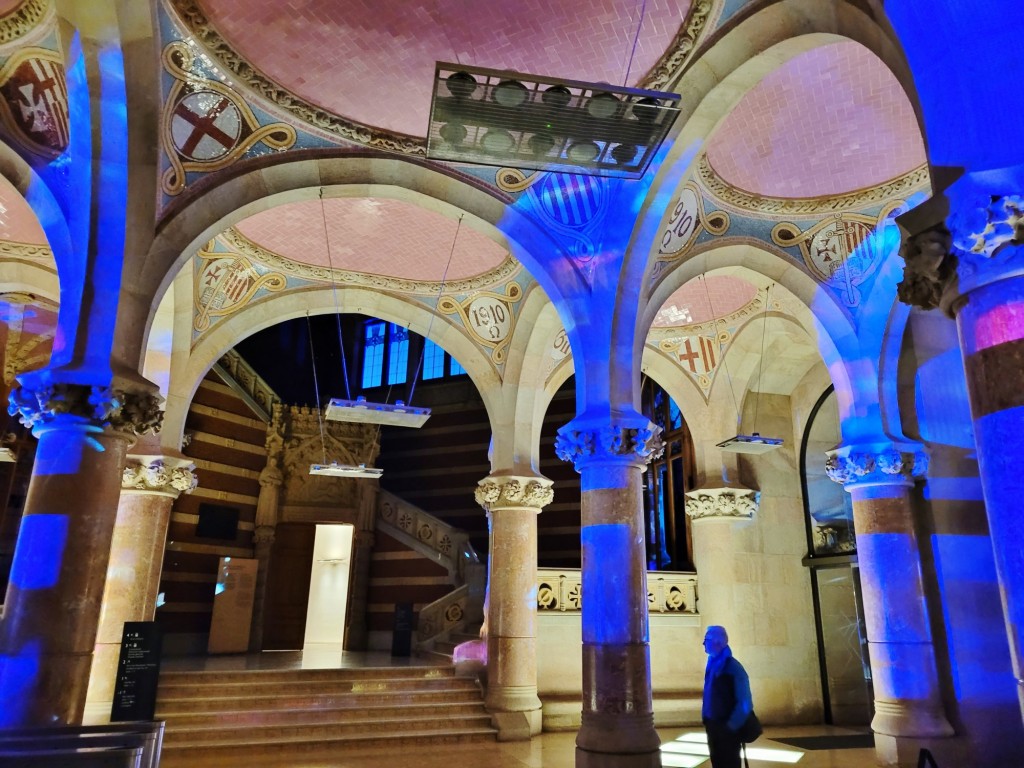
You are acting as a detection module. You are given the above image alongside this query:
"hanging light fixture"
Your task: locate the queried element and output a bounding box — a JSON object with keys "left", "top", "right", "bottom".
{"left": 305, "top": 311, "right": 383, "bottom": 479}
{"left": 309, "top": 462, "right": 384, "bottom": 479}
{"left": 316, "top": 188, "right": 432, "bottom": 430}
{"left": 716, "top": 282, "right": 783, "bottom": 454}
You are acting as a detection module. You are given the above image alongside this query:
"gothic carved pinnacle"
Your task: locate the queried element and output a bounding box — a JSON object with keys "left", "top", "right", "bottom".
{"left": 554, "top": 422, "right": 665, "bottom": 470}
{"left": 475, "top": 476, "right": 554, "bottom": 511}
{"left": 8, "top": 382, "right": 163, "bottom": 436}
{"left": 122, "top": 458, "right": 198, "bottom": 496}
{"left": 684, "top": 487, "right": 760, "bottom": 520}
{"left": 825, "top": 447, "right": 928, "bottom": 487}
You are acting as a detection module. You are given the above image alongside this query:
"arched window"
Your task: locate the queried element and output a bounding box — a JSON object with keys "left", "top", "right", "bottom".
{"left": 641, "top": 379, "right": 696, "bottom": 571}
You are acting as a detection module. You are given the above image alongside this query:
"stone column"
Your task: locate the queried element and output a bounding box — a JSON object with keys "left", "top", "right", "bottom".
{"left": 0, "top": 383, "right": 161, "bottom": 726}
{"left": 474, "top": 475, "right": 553, "bottom": 740}
{"left": 84, "top": 455, "right": 197, "bottom": 723}
{"left": 899, "top": 185, "right": 1024, "bottom": 723}
{"left": 556, "top": 419, "right": 663, "bottom": 767}
{"left": 249, "top": 411, "right": 284, "bottom": 652}
{"left": 684, "top": 487, "right": 760, "bottom": 629}
{"left": 826, "top": 444, "right": 954, "bottom": 763}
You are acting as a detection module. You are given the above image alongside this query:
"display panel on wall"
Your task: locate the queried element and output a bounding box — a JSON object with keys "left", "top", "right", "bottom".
{"left": 196, "top": 503, "right": 241, "bottom": 540}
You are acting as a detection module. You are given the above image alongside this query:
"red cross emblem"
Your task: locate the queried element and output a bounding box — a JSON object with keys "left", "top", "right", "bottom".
{"left": 0, "top": 56, "right": 70, "bottom": 157}
{"left": 170, "top": 90, "right": 244, "bottom": 162}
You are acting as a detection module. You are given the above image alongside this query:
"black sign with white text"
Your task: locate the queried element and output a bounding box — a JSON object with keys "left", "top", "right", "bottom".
{"left": 111, "top": 621, "right": 163, "bottom": 722}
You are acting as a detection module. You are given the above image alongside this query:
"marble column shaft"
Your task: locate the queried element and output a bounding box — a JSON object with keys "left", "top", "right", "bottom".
{"left": 827, "top": 447, "right": 953, "bottom": 750}
{"left": 954, "top": 275, "right": 1024, "bottom": 720}
{"left": 84, "top": 456, "right": 196, "bottom": 723}
{"left": 476, "top": 475, "right": 552, "bottom": 731}
{"left": 556, "top": 422, "right": 663, "bottom": 758}
{"left": 0, "top": 417, "right": 132, "bottom": 726}
{"left": 898, "top": 186, "right": 1024, "bottom": 721}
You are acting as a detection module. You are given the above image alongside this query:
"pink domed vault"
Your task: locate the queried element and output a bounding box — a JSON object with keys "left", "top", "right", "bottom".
{"left": 653, "top": 275, "right": 758, "bottom": 328}
{"left": 234, "top": 197, "right": 509, "bottom": 281}
{"left": 196, "top": 0, "right": 690, "bottom": 138}
{"left": 705, "top": 41, "right": 927, "bottom": 199}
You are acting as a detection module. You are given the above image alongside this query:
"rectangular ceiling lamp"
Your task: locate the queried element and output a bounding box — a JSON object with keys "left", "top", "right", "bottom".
{"left": 716, "top": 434, "right": 784, "bottom": 454}
{"left": 426, "top": 62, "right": 681, "bottom": 178}
{"left": 310, "top": 462, "right": 384, "bottom": 479}
{"left": 0, "top": 447, "right": 14, "bottom": 463}
{"left": 324, "top": 397, "right": 431, "bottom": 428}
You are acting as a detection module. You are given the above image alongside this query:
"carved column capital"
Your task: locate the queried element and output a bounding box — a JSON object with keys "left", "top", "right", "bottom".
{"left": 684, "top": 487, "right": 760, "bottom": 520}
{"left": 898, "top": 176, "right": 1024, "bottom": 316}
{"left": 825, "top": 444, "right": 928, "bottom": 488}
{"left": 554, "top": 420, "right": 664, "bottom": 471}
{"left": 475, "top": 475, "right": 554, "bottom": 512}
{"left": 253, "top": 525, "right": 276, "bottom": 546}
{"left": 122, "top": 456, "right": 198, "bottom": 497}
{"left": 8, "top": 382, "right": 163, "bottom": 437}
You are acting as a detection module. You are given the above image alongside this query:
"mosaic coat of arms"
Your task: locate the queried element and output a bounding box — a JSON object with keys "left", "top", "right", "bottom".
{"left": 0, "top": 48, "right": 69, "bottom": 158}
{"left": 161, "top": 41, "right": 296, "bottom": 195}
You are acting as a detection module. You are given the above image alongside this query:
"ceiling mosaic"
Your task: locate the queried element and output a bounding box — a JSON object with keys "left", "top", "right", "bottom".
{"left": 190, "top": 0, "right": 693, "bottom": 138}
{"left": 705, "top": 41, "right": 926, "bottom": 199}
{"left": 234, "top": 197, "right": 508, "bottom": 281}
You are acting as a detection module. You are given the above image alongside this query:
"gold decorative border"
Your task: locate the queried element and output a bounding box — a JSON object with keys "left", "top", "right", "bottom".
{"left": 697, "top": 153, "right": 930, "bottom": 216}
{"left": 193, "top": 244, "right": 286, "bottom": 332}
{"left": 0, "top": 0, "right": 51, "bottom": 47}
{"left": 0, "top": 239, "right": 55, "bottom": 267}
{"left": 160, "top": 41, "right": 297, "bottom": 195}
{"left": 167, "top": 0, "right": 425, "bottom": 155}
{"left": 495, "top": 168, "right": 540, "bottom": 194}
{"left": 641, "top": 0, "right": 714, "bottom": 90}
{"left": 218, "top": 226, "right": 522, "bottom": 296}
{"left": 656, "top": 180, "right": 730, "bottom": 259}
{"left": 438, "top": 282, "right": 523, "bottom": 364}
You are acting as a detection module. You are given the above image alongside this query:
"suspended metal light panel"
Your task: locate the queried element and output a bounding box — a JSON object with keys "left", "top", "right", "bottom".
{"left": 427, "top": 62, "right": 681, "bottom": 178}
{"left": 0, "top": 447, "right": 15, "bottom": 463}
{"left": 716, "top": 433, "right": 783, "bottom": 455}
{"left": 324, "top": 396, "right": 431, "bottom": 428}
{"left": 309, "top": 462, "right": 384, "bottom": 479}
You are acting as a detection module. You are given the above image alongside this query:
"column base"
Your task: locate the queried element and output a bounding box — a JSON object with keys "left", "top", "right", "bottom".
{"left": 872, "top": 699, "right": 955, "bottom": 738}
{"left": 874, "top": 733, "right": 964, "bottom": 767}
{"left": 486, "top": 683, "right": 542, "bottom": 713}
{"left": 490, "top": 709, "right": 542, "bottom": 741}
{"left": 576, "top": 711, "right": 660, "bottom": 754}
{"left": 575, "top": 746, "right": 662, "bottom": 768}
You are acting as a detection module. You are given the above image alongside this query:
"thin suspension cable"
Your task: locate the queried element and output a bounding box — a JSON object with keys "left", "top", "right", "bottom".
{"left": 623, "top": 0, "right": 648, "bottom": 86}
{"left": 306, "top": 311, "right": 328, "bottom": 465}
{"left": 700, "top": 275, "right": 741, "bottom": 429}
{"left": 408, "top": 214, "right": 463, "bottom": 406}
{"left": 320, "top": 188, "right": 352, "bottom": 400}
{"left": 753, "top": 283, "right": 773, "bottom": 433}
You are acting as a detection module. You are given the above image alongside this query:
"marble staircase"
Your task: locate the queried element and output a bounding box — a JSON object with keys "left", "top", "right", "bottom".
{"left": 156, "top": 664, "right": 497, "bottom": 763}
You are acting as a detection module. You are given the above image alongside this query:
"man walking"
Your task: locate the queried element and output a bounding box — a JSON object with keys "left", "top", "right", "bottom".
{"left": 702, "top": 625, "right": 753, "bottom": 768}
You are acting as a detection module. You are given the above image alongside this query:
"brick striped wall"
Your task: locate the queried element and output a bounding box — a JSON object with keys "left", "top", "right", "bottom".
{"left": 158, "top": 370, "right": 266, "bottom": 655}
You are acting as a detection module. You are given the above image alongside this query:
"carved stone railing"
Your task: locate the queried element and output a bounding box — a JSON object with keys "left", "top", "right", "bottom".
{"left": 537, "top": 568, "right": 699, "bottom": 614}
{"left": 214, "top": 348, "right": 281, "bottom": 422}
{"left": 377, "top": 489, "right": 477, "bottom": 580}
{"left": 415, "top": 577, "right": 485, "bottom": 645}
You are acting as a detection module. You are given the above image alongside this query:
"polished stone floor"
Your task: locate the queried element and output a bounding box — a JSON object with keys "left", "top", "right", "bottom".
{"left": 169, "top": 726, "right": 877, "bottom": 768}
{"left": 160, "top": 652, "right": 877, "bottom": 767}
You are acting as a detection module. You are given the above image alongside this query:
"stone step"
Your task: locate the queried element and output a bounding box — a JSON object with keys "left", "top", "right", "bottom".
{"left": 155, "top": 686, "right": 476, "bottom": 714}
{"left": 160, "top": 728, "right": 498, "bottom": 764}
{"left": 157, "top": 674, "right": 479, "bottom": 701}
{"left": 160, "top": 699, "right": 488, "bottom": 728}
{"left": 163, "top": 712, "right": 495, "bottom": 745}
{"left": 158, "top": 664, "right": 455, "bottom": 686}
